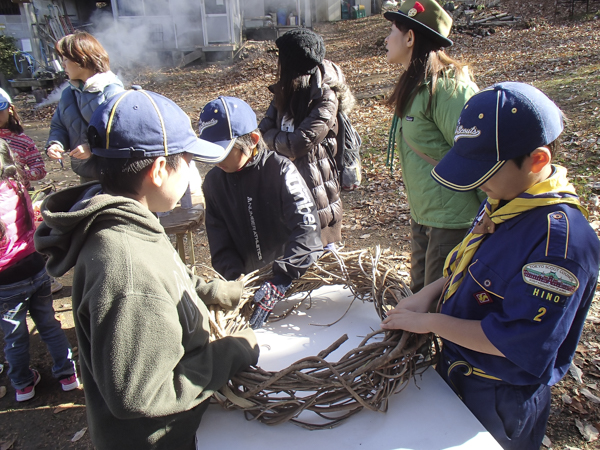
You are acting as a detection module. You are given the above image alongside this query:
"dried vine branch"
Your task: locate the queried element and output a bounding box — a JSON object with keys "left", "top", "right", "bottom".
{"left": 196, "top": 247, "right": 436, "bottom": 429}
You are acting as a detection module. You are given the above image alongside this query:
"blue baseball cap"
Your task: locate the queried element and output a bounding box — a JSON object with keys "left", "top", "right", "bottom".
{"left": 88, "top": 86, "right": 223, "bottom": 162}
{"left": 431, "top": 82, "right": 564, "bottom": 191}
{"left": 197, "top": 96, "right": 257, "bottom": 163}
{"left": 0, "top": 92, "right": 10, "bottom": 111}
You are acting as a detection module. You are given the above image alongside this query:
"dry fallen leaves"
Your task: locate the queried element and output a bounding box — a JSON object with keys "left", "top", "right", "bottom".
{"left": 570, "top": 399, "right": 588, "bottom": 415}
{"left": 0, "top": 436, "right": 16, "bottom": 450}
{"left": 571, "top": 362, "right": 584, "bottom": 384}
{"left": 575, "top": 419, "right": 599, "bottom": 442}
{"left": 580, "top": 388, "right": 600, "bottom": 404}
{"left": 542, "top": 435, "right": 552, "bottom": 448}
{"left": 71, "top": 427, "right": 87, "bottom": 442}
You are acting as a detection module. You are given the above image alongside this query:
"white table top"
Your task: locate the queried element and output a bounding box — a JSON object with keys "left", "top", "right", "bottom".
{"left": 197, "top": 286, "right": 503, "bottom": 450}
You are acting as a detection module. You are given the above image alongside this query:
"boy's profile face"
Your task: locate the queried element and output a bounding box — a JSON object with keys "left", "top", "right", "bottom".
{"left": 149, "top": 152, "right": 193, "bottom": 212}
{"left": 216, "top": 146, "right": 251, "bottom": 173}
{"left": 479, "top": 158, "right": 536, "bottom": 201}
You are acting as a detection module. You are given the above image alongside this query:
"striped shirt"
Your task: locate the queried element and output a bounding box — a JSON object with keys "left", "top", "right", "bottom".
{"left": 0, "top": 129, "right": 46, "bottom": 189}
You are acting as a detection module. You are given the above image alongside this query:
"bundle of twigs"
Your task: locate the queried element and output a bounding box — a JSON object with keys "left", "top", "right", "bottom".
{"left": 201, "top": 247, "right": 436, "bottom": 429}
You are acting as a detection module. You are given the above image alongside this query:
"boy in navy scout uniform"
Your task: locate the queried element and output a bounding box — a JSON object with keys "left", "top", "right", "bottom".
{"left": 382, "top": 82, "right": 600, "bottom": 450}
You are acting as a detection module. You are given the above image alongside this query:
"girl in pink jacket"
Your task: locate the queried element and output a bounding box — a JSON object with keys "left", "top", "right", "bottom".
{"left": 0, "top": 140, "right": 78, "bottom": 401}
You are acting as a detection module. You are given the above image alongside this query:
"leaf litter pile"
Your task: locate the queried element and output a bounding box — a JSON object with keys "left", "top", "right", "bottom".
{"left": 5, "top": 1, "right": 600, "bottom": 448}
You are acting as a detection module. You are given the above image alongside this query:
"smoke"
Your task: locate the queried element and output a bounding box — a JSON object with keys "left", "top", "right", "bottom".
{"left": 89, "top": 1, "right": 207, "bottom": 69}
{"left": 89, "top": 10, "right": 161, "bottom": 69}
{"left": 35, "top": 81, "right": 68, "bottom": 108}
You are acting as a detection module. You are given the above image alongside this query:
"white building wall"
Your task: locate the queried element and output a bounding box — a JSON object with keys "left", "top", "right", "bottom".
{"left": 315, "top": 0, "right": 341, "bottom": 22}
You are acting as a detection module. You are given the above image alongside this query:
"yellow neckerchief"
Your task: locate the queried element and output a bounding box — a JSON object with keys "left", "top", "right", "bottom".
{"left": 442, "top": 165, "right": 587, "bottom": 302}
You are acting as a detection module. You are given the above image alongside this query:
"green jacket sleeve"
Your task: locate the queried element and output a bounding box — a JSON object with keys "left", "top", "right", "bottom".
{"left": 89, "top": 291, "right": 258, "bottom": 420}
{"left": 191, "top": 270, "right": 243, "bottom": 311}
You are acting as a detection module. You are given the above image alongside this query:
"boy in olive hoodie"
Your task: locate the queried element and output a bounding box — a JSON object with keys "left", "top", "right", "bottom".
{"left": 35, "top": 87, "right": 259, "bottom": 450}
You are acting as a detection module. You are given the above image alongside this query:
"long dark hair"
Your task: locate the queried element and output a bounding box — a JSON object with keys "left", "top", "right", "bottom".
{"left": 274, "top": 61, "right": 313, "bottom": 128}
{"left": 387, "top": 21, "right": 469, "bottom": 117}
{"left": 0, "top": 139, "right": 30, "bottom": 240}
{"left": 3, "top": 104, "right": 24, "bottom": 134}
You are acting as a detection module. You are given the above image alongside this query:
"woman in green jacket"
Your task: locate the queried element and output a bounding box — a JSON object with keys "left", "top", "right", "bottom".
{"left": 384, "top": 0, "right": 483, "bottom": 294}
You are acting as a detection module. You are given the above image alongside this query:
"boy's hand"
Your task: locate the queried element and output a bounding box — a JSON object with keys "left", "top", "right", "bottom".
{"left": 381, "top": 308, "right": 432, "bottom": 334}
{"left": 392, "top": 277, "right": 448, "bottom": 315}
{"left": 249, "top": 280, "right": 290, "bottom": 329}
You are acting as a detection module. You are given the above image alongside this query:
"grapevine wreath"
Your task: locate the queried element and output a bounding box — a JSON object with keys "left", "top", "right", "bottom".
{"left": 200, "top": 247, "right": 437, "bottom": 429}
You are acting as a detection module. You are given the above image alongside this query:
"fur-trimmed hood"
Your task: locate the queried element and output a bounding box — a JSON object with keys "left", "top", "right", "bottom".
{"left": 320, "top": 60, "right": 355, "bottom": 115}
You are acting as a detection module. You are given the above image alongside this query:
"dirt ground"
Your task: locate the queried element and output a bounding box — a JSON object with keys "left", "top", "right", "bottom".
{"left": 1, "top": 3, "right": 600, "bottom": 449}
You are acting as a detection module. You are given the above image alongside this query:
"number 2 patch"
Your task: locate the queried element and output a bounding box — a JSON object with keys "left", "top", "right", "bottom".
{"left": 533, "top": 307, "right": 547, "bottom": 322}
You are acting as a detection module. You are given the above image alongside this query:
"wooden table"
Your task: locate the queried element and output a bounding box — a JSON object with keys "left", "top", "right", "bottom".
{"left": 159, "top": 203, "right": 204, "bottom": 265}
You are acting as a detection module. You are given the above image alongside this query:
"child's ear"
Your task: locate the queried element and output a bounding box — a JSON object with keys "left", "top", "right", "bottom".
{"left": 530, "top": 147, "right": 552, "bottom": 174}
{"left": 149, "top": 157, "right": 168, "bottom": 187}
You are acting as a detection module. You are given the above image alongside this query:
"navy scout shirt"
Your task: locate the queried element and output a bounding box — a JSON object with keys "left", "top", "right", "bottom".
{"left": 441, "top": 203, "right": 600, "bottom": 386}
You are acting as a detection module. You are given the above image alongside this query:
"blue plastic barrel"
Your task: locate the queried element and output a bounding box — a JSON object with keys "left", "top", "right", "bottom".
{"left": 277, "top": 9, "right": 287, "bottom": 25}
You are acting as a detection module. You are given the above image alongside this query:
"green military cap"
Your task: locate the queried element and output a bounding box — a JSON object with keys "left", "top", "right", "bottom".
{"left": 384, "top": 0, "right": 453, "bottom": 48}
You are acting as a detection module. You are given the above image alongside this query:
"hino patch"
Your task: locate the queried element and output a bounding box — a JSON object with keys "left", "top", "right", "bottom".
{"left": 522, "top": 262, "right": 579, "bottom": 296}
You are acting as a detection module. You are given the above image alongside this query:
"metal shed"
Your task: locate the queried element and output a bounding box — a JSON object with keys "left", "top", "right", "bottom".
{"left": 0, "top": 1, "right": 89, "bottom": 96}
{"left": 0, "top": 0, "right": 89, "bottom": 66}
{"left": 110, "top": 0, "right": 243, "bottom": 64}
